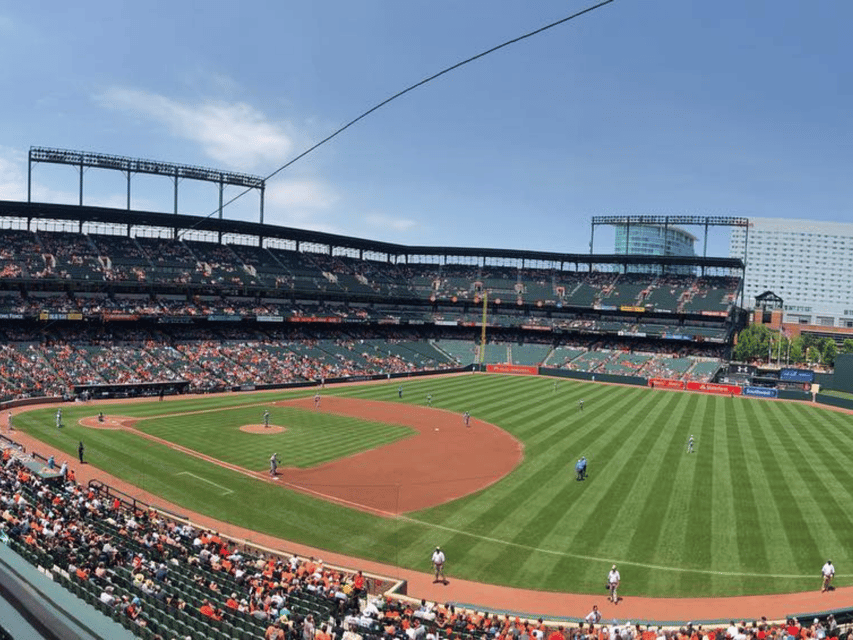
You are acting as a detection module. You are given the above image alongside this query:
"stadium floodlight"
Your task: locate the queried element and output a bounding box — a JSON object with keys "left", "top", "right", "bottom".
{"left": 591, "top": 215, "right": 749, "bottom": 227}
{"left": 28, "top": 146, "right": 266, "bottom": 221}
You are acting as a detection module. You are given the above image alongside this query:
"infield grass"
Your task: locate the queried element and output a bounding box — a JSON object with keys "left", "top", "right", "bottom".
{"left": 15, "top": 375, "right": 853, "bottom": 598}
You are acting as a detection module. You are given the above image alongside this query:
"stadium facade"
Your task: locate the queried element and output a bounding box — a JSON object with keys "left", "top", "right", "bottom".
{"left": 0, "top": 199, "right": 744, "bottom": 400}
{"left": 730, "top": 217, "right": 853, "bottom": 329}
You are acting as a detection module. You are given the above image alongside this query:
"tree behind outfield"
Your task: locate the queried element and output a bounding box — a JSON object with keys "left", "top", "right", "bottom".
{"left": 733, "top": 324, "right": 774, "bottom": 362}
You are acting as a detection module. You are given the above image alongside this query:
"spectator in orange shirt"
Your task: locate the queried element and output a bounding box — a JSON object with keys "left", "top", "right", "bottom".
{"left": 200, "top": 599, "right": 217, "bottom": 618}
{"left": 548, "top": 626, "right": 566, "bottom": 640}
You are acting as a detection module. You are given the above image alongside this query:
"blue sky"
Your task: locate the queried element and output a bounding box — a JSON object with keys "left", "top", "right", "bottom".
{"left": 0, "top": 1, "right": 850, "bottom": 258}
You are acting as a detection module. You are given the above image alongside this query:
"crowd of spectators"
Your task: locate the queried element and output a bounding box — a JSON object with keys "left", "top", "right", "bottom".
{"left": 0, "top": 321, "right": 729, "bottom": 401}
{"left": 0, "top": 228, "right": 741, "bottom": 313}
{"left": 0, "top": 438, "right": 849, "bottom": 640}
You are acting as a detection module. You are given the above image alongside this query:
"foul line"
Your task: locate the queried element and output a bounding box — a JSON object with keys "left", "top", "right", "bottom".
{"left": 177, "top": 471, "right": 234, "bottom": 495}
{"left": 397, "top": 516, "right": 829, "bottom": 580}
{"left": 88, "top": 398, "right": 827, "bottom": 581}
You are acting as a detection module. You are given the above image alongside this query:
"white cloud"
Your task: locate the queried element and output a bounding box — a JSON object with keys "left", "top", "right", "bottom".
{"left": 95, "top": 87, "right": 294, "bottom": 171}
{"left": 262, "top": 180, "right": 343, "bottom": 234}
{"left": 266, "top": 180, "right": 338, "bottom": 211}
{"left": 0, "top": 147, "right": 26, "bottom": 201}
{"left": 364, "top": 213, "right": 417, "bottom": 233}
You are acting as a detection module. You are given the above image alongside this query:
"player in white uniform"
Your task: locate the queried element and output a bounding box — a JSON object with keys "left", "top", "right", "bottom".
{"left": 431, "top": 546, "right": 446, "bottom": 584}
{"left": 607, "top": 564, "right": 621, "bottom": 604}
{"left": 687, "top": 435, "right": 694, "bottom": 453}
{"left": 822, "top": 560, "right": 835, "bottom": 592}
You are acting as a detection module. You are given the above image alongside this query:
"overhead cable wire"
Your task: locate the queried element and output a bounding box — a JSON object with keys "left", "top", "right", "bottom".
{"left": 194, "top": 0, "right": 616, "bottom": 228}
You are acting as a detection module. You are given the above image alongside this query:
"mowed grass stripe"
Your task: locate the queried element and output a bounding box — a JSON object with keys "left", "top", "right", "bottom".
{"left": 730, "top": 399, "right": 797, "bottom": 587}
{"left": 402, "top": 386, "right": 652, "bottom": 589}
{"left": 784, "top": 403, "right": 853, "bottom": 493}
{"left": 719, "top": 398, "right": 769, "bottom": 595}
{"left": 765, "top": 401, "right": 853, "bottom": 562}
{"left": 708, "top": 396, "right": 742, "bottom": 580}
{"left": 633, "top": 393, "right": 703, "bottom": 596}
{"left": 765, "top": 402, "right": 853, "bottom": 560}
{"left": 678, "top": 395, "right": 714, "bottom": 595}
{"left": 15, "top": 376, "right": 853, "bottom": 597}
{"left": 457, "top": 388, "right": 651, "bottom": 590}
{"left": 534, "top": 390, "right": 691, "bottom": 593}
{"left": 536, "top": 390, "right": 685, "bottom": 591}
{"left": 417, "top": 384, "right": 645, "bottom": 533}
{"left": 745, "top": 400, "right": 822, "bottom": 576}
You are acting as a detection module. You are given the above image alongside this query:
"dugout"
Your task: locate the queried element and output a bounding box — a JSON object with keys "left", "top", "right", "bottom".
{"left": 73, "top": 380, "right": 190, "bottom": 399}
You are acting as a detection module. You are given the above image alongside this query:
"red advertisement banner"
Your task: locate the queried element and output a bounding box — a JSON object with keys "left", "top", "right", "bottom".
{"left": 686, "top": 381, "right": 742, "bottom": 395}
{"left": 486, "top": 364, "right": 538, "bottom": 375}
{"left": 649, "top": 378, "right": 685, "bottom": 390}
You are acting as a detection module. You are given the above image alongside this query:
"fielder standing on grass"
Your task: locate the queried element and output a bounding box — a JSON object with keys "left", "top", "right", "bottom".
{"left": 822, "top": 559, "right": 835, "bottom": 592}
{"left": 687, "top": 434, "right": 695, "bottom": 453}
{"left": 607, "top": 564, "right": 620, "bottom": 604}
{"left": 431, "top": 546, "right": 446, "bottom": 584}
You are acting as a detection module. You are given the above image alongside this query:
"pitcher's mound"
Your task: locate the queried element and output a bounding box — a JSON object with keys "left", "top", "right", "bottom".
{"left": 78, "top": 415, "right": 129, "bottom": 430}
{"left": 240, "top": 424, "right": 285, "bottom": 434}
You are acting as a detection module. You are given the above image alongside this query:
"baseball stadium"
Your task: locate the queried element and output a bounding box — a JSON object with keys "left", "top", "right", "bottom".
{"left": 2, "top": 156, "right": 853, "bottom": 640}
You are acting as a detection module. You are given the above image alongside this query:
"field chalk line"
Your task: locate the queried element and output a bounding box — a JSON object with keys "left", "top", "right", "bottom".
{"left": 398, "top": 515, "right": 827, "bottom": 580}
{"left": 112, "top": 398, "right": 829, "bottom": 581}
{"left": 176, "top": 471, "right": 234, "bottom": 495}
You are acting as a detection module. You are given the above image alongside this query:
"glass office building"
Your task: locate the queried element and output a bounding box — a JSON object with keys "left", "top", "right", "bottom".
{"left": 614, "top": 224, "right": 696, "bottom": 273}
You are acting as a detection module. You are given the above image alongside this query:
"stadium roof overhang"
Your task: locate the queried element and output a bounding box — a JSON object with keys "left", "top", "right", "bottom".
{"left": 0, "top": 200, "right": 744, "bottom": 270}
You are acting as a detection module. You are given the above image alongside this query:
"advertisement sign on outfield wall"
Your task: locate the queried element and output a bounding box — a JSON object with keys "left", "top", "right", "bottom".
{"left": 780, "top": 368, "right": 814, "bottom": 383}
{"left": 743, "top": 386, "right": 779, "bottom": 399}
{"left": 486, "top": 364, "right": 538, "bottom": 375}
{"left": 686, "top": 381, "right": 742, "bottom": 395}
{"left": 649, "top": 378, "right": 686, "bottom": 390}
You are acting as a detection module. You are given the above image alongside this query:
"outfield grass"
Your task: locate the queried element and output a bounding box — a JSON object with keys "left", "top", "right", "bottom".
{"left": 15, "top": 375, "right": 853, "bottom": 598}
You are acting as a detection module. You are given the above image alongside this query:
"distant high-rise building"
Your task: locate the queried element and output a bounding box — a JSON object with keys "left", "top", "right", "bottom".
{"left": 614, "top": 224, "right": 696, "bottom": 273}
{"left": 730, "top": 218, "right": 853, "bottom": 328}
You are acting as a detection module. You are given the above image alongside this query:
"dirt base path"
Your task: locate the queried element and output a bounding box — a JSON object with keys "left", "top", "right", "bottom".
{"left": 78, "top": 396, "right": 523, "bottom": 514}
{"left": 5, "top": 395, "right": 853, "bottom": 623}
{"left": 272, "top": 396, "right": 524, "bottom": 513}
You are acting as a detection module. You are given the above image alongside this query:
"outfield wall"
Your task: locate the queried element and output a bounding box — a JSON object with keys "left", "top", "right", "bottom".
{"left": 538, "top": 367, "right": 647, "bottom": 387}
{"left": 814, "top": 393, "right": 853, "bottom": 412}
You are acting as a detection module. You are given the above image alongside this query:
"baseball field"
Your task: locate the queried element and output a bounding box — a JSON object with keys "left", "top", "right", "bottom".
{"left": 13, "top": 373, "right": 853, "bottom": 599}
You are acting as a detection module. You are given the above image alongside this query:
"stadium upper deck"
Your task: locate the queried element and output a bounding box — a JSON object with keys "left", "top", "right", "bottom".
{"left": 0, "top": 200, "right": 742, "bottom": 320}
